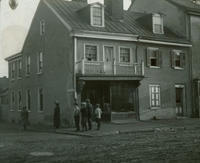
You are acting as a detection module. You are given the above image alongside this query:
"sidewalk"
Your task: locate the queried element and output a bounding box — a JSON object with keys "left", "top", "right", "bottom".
{"left": 55, "top": 118, "right": 200, "bottom": 137}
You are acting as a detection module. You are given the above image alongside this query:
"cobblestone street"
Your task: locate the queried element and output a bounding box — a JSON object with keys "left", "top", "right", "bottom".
{"left": 1, "top": 120, "right": 200, "bottom": 163}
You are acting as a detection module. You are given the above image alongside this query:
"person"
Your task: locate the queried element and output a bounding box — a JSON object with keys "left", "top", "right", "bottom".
{"left": 95, "top": 104, "right": 102, "bottom": 130}
{"left": 53, "top": 101, "right": 60, "bottom": 129}
{"left": 81, "top": 102, "right": 87, "bottom": 131}
{"left": 21, "top": 106, "right": 29, "bottom": 131}
{"left": 74, "top": 102, "right": 80, "bottom": 131}
{"left": 86, "top": 99, "right": 93, "bottom": 130}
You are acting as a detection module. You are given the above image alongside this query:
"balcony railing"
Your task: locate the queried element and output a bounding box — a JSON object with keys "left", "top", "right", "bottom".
{"left": 76, "top": 59, "right": 144, "bottom": 76}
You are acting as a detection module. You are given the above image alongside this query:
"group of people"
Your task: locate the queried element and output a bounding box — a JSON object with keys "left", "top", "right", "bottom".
{"left": 74, "top": 99, "right": 102, "bottom": 131}
{"left": 20, "top": 99, "right": 102, "bottom": 132}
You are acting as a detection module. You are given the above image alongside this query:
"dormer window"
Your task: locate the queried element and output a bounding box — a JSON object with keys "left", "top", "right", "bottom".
{"left": 152, "top": 13, "right": 164, "bottom": 34}
{"left": 91, "top": 4, "right": 104, "bottom": 27}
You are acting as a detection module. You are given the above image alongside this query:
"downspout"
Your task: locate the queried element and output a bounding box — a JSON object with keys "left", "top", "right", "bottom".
{"left": 73, "top": 37, "right": 77, "bottom": 100}
{"left": 136, "top": 36, "right": 140, "bottom": 120}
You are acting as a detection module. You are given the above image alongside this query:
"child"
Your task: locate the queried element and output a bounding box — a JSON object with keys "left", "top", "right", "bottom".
{"left": 95, "top": 104, "right": 102, "bottom": 130}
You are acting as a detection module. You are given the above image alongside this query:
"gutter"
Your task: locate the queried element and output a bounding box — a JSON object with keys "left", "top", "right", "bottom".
{"left": 5, "top": 52, "right": 22, "bottom": 61}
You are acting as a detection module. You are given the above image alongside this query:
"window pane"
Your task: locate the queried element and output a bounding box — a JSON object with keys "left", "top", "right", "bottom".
{"left": 120, "top": 48, "right": 130, "bottom": 63}
{"left": 92, "top": 7, "right": 102, "bottom": 26}
{"left": 85, "top": 45, "right": 97, "bottom": 61}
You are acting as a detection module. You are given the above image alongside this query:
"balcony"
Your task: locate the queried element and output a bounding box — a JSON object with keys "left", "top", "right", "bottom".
{"left": 76, "top": 59, "right": 144, "bottom": 77}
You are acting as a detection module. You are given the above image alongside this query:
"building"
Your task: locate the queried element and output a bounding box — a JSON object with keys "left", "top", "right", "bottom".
{"left": 0, "top": 77, "right": 9, "bottom": 121}
{"left": 129, "top": 0, "right": 200, "bottom": 117}
{"left": 5, "top": 0, "right": 192, "bottom": 126}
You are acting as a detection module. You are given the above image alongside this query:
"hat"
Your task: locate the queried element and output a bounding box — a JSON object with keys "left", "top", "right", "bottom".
{"left": 86, "top": 99, "right": 90, "bottom": 103}
{"left": 55, "top": 100, "right": 59, "bottom": 104}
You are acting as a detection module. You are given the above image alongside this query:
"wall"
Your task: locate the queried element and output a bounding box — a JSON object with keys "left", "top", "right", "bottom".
{"left": 8, "top": 1, "right": 74, "bottom": 126}
{"left": 129, "top": 0, "right": 187, "bottom": 38}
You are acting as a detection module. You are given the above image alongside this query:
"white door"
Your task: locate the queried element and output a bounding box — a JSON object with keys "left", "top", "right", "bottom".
{"left": 104, "top": 46, "right": 114, "bottom": 74}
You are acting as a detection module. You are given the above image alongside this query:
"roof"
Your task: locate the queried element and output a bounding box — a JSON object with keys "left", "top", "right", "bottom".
{"left": 167, "top": 0, "right": 200, "bottom": 13}
{"left": 45, "top": 0, "right": 189, "bottom": 44}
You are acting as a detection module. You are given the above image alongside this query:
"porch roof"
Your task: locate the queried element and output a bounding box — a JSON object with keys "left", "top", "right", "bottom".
{"left": 77, "top": 75, "right": 144, "bottom": 81}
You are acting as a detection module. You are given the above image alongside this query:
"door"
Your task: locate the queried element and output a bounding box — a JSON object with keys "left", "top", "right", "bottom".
{"left": 175, "top": 86, "right": 184, "bottom": 116}
{"left": 104, "top": 46, "right": 114, "bottom": 74}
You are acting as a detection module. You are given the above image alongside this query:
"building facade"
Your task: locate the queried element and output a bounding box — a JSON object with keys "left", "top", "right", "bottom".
{"left": 5, "top": 0, "right": 192, "bottom": 126}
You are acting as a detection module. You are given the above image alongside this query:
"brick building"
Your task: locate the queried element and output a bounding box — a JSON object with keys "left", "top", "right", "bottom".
{"left": 5, "top": 0, "right": 192, "bottom": 126}
{"left": 129, "top": 0, "right": 200, "bottom": 118}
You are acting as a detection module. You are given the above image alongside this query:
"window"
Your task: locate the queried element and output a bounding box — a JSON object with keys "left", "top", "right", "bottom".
{"left": 153, "top": 13, "right": 164, "bottom": 34}
{"left": 11, "top": 62, "right": 15, "bottom": 79}
{"left": 11, "top": 91, "right": 15, "bottom": 110}
{"left": 18, "top": 90, "right": 22, "bottom": 111}
{"left": 149, "top": 85, "right": 161, "bottom": 108}
{"left": 91, "top": 5, "right": 104, "bottom": 27}
{"left": 120, "top": 47, "right": 130, "bottom": 63}
{"left": 85, "top": 45, "right": 98, "bottom": 61}
{"left": 26, "top": 56, "right": 31, "bottom": 75}
{"left": 37, "top": 52, "right": 43, "bottom": 73}
{"left": 171, "top": 50, "right": 185, "bottom": 69}
{"left": 147, "top": 48, "right": 162, "bottom": 68}
{"left": 38, "top": 88, "right": 44, "bottom": 111}
{"left": 26, "top": 89, "right": 31, "bottom": 111}
{"left": 40, "top": 20, "right": 45, "bottom": 35}
{"left": 18, "top": 59, "right": 22, "bottom": 78}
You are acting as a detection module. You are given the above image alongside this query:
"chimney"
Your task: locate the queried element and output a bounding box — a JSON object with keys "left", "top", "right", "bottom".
{"left": 104, "top": 0, "right": 124, "bottom": 21}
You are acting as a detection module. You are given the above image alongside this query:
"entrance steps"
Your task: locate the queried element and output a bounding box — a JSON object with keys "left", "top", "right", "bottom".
{"left": 111, "top": 112, "right": 137, "bottom": 124}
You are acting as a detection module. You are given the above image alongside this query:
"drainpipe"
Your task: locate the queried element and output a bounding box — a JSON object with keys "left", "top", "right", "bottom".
{"left": 73, "top": 37, "right": 77, "bottom": 100}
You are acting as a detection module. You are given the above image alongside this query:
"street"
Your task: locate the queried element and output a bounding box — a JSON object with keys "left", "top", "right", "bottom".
{"left": 1, "top": 122, "right": 200, "bottom": 163}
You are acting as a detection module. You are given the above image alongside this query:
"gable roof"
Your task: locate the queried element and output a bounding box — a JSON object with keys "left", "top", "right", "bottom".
{"left": 45, "top": 0, "right": 189, "bottom": 44}
{"left": 167, "top": 0, "right": 200, "bottom": 13}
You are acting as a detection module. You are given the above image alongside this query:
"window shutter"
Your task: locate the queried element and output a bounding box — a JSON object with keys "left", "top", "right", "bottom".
{"left": 171, "top": 50, "right": 175, "bottom": 68}
{"left": 181, "top": 52, "right": 186, "bottom": 68}
{"left": 146, "top": 48, "right": 151, "bottom": 67}
{"left": 158, "top": 50, "right": 162, "bottom": 67}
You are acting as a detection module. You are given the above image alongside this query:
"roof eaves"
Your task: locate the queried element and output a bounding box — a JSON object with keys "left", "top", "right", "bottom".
{"left": 5, "top": 52, "right": 22, "bottom": 62}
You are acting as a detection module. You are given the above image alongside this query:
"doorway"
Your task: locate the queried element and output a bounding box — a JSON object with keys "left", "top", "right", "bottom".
{"left": 175, "top": 85, "right": 185, "bottom": 116}
{"left": 104, "top": 46, "right": 114, "bottom": 74}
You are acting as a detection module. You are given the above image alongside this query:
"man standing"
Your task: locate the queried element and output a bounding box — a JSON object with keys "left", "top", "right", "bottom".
{"left": 95, "top": 104, "right": 102, "bottom": 130}
{"left": 53, "top": 101, "right": 60, "bottom": 129}
{"left": 74, "top": 102, "right": 80, "bottom": 131}
{"left": 86, "top": 99, "right": 93, "bottom": 130}
{"left": 21, "top": 106, "right": 29, "bottom": 131}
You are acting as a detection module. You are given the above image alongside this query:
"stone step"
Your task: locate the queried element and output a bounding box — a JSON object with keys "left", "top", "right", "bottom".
{"left": 111, "top": 112, "right": 136, "bottom": 121}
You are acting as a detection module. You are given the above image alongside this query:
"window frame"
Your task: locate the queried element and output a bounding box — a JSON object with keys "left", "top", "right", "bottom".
{"left": 18, "top": 59, "right": 22, "bottom": 79}
{"left": 119, "top": 47, "right": 131, "bottom": 64}
{"left": 40, "top": 19, "right": 45, "bottom": 36}
{"left": 18, "top": 90, "right": 22, "bottom": 111}
{"left": 10, "top": 91, "right": 15, "bottom": 111}
{"left": 26, "top": 89, "right": 31, "bottom": 112}
{"left": 147, "top": 47, "right": 162, "bottom": 68}
{"left": 38, "top": 88, "right": 44, "bottom": 112}
{"left": 152, "top": 13, "right": 164, "bottom": 34}
{"left": 11, "top": 61, "right": 16, "bottom": 80}
{"left": 171, "top": 50, "right": 185, "bottom": 70}
{"left": 37, "top": 52, "right": 43, "bottom": 74}
{"left": 90, "top": 4, "right": 105, "bottom": 27}
{"left": 84, "top": 44, "right": 99, "bottom": 63}
{"left": 149, "top": 84, "right": 161, "bottom": 109}
{"left": 26, "top": 56, "right": 31, "bottom": 76}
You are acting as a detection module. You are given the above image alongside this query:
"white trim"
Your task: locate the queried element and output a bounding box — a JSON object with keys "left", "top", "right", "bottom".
{"left": 72, "top": 32, "right": 138, "bottom": 42}
{"left": 44, "top": 0, "right": 72, "bottom": 31}
{"left": 149, "top": 66, "right": 160, "bottom": 69}
{"left": 103, "top": 45, "right": 115, "bottom": 62}
{"left": 84, "top": 43, "right": 99, "bottom": 62}
{"left": 119, "top": 46, "right": 132, "bottom": 64}
{"left": 90, "top": 4, "right": 105, "bottom": 27}
{"left": 149, "top": 84, "right": 161, "bottom": 108}
{"left": 74, "top": 37, "right": 77, "bottom": 97}
{"left": 139, "top": 39, "right": 192, "bottom": 47}
{"left": 175, "top": 84, "right": 185, "bottom": 88}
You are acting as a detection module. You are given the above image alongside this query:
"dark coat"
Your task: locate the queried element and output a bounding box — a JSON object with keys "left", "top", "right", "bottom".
{"left": 21, "top": 109, "right": 29, "bottom": 125}
{"left": 53, "top": 105, "right": 60, "bottom": 128}
{"left": 86, "top": 103, "right": 93, "bottom": 118}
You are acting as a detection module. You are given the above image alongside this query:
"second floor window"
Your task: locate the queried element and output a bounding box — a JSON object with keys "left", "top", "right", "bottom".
{"left": 153, "top": 13, "right": 164, "bottom": 34}
{"left": 38, "top": 52, "right": 43, "bottom": 73}
{"left": 171, "top": 50, "right": 185, "bottom": 69}
{"left": 11, "top": 62, "right": 15, "bottom": 79}
{"left": 18, "top": 59, "right": 22, "bottom": 78}
{"left": 26, "top": 56, "right": 31, "bottom": 75}
{"left": 147, "top": 48, "right": 162, "bottom": 68}
{"left": 85, "top": 45, "right": 98, "bottom": 61}
{"left": 91, "top": 5, "right": 104, "bottom": 27}
{"left": 120, "top": 48, "right": 130, "bottom": 63}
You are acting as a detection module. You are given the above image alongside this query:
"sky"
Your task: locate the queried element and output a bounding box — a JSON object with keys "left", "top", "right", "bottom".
{"left": 0, "top": 0, "right": 132, "bottom": 77}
